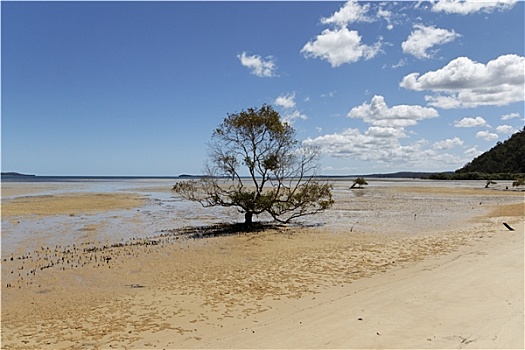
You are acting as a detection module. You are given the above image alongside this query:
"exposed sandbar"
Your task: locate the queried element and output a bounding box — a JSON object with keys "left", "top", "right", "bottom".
{"left": 1, "top": 193, "right": 145, "bottom": 218}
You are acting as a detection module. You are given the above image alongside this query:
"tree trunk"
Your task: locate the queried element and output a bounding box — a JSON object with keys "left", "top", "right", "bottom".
{"left": 244, "top": 211, "right": 253, "bottom": 226}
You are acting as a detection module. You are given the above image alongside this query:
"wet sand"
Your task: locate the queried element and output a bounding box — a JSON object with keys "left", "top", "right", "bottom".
{"left": 1, "top": 181, "right": 523, "bottom": 349}
{"left": 1, "top": 193, "right": 145, "bottom": 218}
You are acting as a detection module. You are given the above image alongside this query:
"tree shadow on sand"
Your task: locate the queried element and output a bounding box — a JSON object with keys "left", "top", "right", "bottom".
{"left": 163, "top": 222, "right": 286, "bottom": 239}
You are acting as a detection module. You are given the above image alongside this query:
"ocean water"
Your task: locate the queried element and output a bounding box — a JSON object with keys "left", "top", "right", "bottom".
{"left": 1, "top": 177, "right": 520, "bottom": 256}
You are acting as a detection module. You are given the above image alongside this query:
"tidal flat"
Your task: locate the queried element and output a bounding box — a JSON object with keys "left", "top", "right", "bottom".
{"left": 1, "top": 178, "right": 523, "bottom": 349}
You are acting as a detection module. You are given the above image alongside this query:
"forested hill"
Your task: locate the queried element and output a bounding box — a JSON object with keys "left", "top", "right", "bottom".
{"left": 456, "top": 127, "right": 525, "bottom": 174}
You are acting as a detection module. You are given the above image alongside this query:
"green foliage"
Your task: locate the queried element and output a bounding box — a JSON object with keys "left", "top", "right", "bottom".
{"left": 513, "top": 177, "right": 525, "bottom": 187}
{"left": 485, "top": 180, "right": 497, "bottom": 188}
{"left": 428, "top": 172, "right": 451, "bottom": 180}
{"left": 429, "top": 172, "right": 525, "bottom": 180}
{"left": 456, "top": 128, "right": 525, "bottom": 174}
{"left": 173, "top": 105, "right": 334, "bottom": 225}
{"left": 429, "top": 128, "right": 525, "bottom": 181}
{"left": 350, "top": 177, "right": 368, "bottom": 188}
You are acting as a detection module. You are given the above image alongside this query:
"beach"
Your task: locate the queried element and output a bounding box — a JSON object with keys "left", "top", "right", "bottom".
{"left": 1, "top": 179, "right": 524, "bottom": 349}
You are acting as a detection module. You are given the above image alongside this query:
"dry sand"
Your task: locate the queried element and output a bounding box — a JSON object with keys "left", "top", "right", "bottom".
{"left": 1, "top": 183, "right": 523, "bottom": 349}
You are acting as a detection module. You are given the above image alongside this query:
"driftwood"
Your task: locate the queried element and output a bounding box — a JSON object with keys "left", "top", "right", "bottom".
{"left": 503, "top": 223, "right": 515, "bottom": 231}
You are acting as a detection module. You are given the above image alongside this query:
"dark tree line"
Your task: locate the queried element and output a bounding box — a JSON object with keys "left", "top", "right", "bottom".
{"left": 457, "top": 127, "right": 525, "bottom": 174}
{"left": 431, "top": 128, "right": 525, "bottom": 180}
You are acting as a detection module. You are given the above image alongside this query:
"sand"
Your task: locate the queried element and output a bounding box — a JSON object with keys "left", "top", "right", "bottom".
{"left": 1, "top": 193, "right": 145, "bottom": 219}
{"left": 1, "top": 182, "right": 523, "bottom": 349}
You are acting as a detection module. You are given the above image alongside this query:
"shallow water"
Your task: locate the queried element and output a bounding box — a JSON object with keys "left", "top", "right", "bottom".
{"left": 1, "top": 178, "right": 521, "bottom": 255}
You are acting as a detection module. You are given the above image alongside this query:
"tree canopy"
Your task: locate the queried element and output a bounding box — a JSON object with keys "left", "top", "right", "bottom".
{"left": 350, "top": 177, "right": 368, "bottom": 189}
{"left": 173, "top": 105, "right": 333, "bottom": 225}
{"left": 456, "top": 127, "right": 525, "bottom": 174}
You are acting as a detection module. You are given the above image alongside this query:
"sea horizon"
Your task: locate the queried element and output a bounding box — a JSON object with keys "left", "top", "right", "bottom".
{"left": 1, "top": 170, "right": 453, "bottom": 182}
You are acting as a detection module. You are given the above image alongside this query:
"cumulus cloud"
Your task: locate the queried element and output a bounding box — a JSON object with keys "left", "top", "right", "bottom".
{"left": 301, "top": 27, "right": 382, "bottom": 67}
{"left": 321, "top": 0, "right": 372, "bottom": 26}
{"left": 400, "top": 54, "right": 525, "bottom": 108}
{"left": 500, "top": 112, "right": 521, "bottom": 120}
{"left": 274, "top": 92, "right": 307, "bottom": 124}
{"left": 303, "top": 128, "right": 464, "bottom": 170}
{"left": 433, "top": 137, "right": 463, "bottom": 149}
{"left": 402, "top": 24, "right": 461, "bottom": 59}
{"left": 302, "top": 1, "right": 395, "bottom": 67}
{"left": 321, "top": 1, "right": 395, "bottom": 28}
{"left": 366, "top": 126, "right": 407, "bottom": 139}
{"left": 476, "top": 130, "right": 499, "bottom": 141}
{"left": 431, "top": 0, "right": 517, "bottom": 15}
{"left": 348, "top": 95, "right": 439, "bottom": 127}
{"left": 274, "top": 93, "right": 296, "bottom": 109}
{"left": 496, "top": 125, "right": 515, "bottom": 134}
{"left": 237, "top": 52, "right": 277, "bottom": 77}
{"left": 303, "top": 127, "right": 410, "bottom": 160}
{"left": 454, "top": 116, "right": 487, "bottom": 127}
{"left": 282, "top": 110, "right": 308, "bottom": 124}
{"left": 302, "top": 96, "right": 452, "bottom": 169}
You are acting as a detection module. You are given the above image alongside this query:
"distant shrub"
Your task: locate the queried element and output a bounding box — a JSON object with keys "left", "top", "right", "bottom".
{"left": 350, "top": 177, "right": 368, "bottom": 189}
{"left": 512, "top": 177, "right": 524, "bottom": 187}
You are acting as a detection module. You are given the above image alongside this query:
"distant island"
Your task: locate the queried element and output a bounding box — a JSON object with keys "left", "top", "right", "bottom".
{"left": 1, "top": 172, "right": 36, "bottom": 177}
{"left": 177, "top": 174, "right": 202, "bottom": 178}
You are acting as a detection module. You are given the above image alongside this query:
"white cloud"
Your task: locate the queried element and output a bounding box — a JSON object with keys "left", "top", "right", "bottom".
{"left": 321, "top": 1, "right": 395, "bottom": 29}
{"left": 392, "top": 58, "right": 407, "bottom": 69}
{"left": 454, "top": 116, "right": 487, "bottom": 127}
{"left": 501, "top": 112, "right": 521, "bottom": 120}
{"left": 365, "top": 126, "right": 407, "bottom": 139}
{"left": 402, "top": 24, "right": 461, "bottom": 59}
{"left": 431, "top": 0, "right": 517, "bottom": 15}
{"left": 302, "top": 1, "right": 395, "bottom": 67}
{"left": 237, "top": 52, "right": 277, "bottom": 77}
{"left": 321, "top": 0, "right": 372, "bottom": 26}
{"left": 433, "top": 137, "right": 464, "bottom": 149}
{"left": 303, "top": 128, "right": 464, "bottom": 170}
{"left": 282, "top": 110, "right": 308, "bottom": 124}
{"left": 476, "top": 130, "right": 499, "bottom": 141}
{"left": 464, "top": 146, "right": 482, "bottom": 158}
{"left": 321, "top": 91, "right": 337, "bottom": 98}
{"left": 496, "top": 125, "right": 515, "bottom": 134}
{"left": 274, "top": 93, "right": 296, "bottom": 109}
{"left": 376, "top": 7, "right": 394, "bottom": 30}
{"left": 302, "top": 96, "right": 447, "bottom": 169}
{"left": 301, "top": 27, "right": 382, "bottom": 67}
{"left": 303, "top": 127, "right": 408, "bottom": 160}
{"left": 400, "top": 54, "right": 525, "bottom": 108}
{"left": 274, "top": 92, "right": 307, "bottom": 124}
{"left": 348, "top": 95, "right": 439, "bottom": 127}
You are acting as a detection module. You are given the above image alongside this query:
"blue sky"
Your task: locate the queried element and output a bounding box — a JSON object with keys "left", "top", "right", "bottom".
{"left": 2, "top": 1, "right": 524, "bottom": 176}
